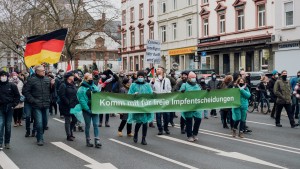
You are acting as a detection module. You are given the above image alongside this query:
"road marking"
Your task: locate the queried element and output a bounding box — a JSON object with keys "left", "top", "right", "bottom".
{"left": 109, "top": 138, "right": 199, "bottom": 169}
{"left": 158, "top": 135, "right": 288, "bottom": 169}
{"left": 172, "top": 123, "right": 300, "bottom": 154}
{"left": 52, "top": 142, "right": 117, "bottom": 169}
{"left": 53, "top": 118, "right": 65, "bottom": 123}
{"left": 246, "top": 120, "right": 274, "bottom": 126}
{"left": 0, "top": 151, "right": 20, "bottom": 169}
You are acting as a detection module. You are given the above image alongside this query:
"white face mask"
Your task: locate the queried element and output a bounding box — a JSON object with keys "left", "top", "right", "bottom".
{"left": 190, "top": 78, "right": 197, "bottom": 83}
{"left": 13, "top": 75, "right": 18, "bottom": 79}
{"left": 158, "top": 75, "right": 163, "bottom": 80}
{"left": 1, "top": 76, "right": 7, "bottom": 82}
{"left": 59, "top": 72, "right": 64, "bottom": 76}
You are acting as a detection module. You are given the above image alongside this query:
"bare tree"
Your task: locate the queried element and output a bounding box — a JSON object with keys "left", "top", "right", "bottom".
{"left": 0, "top": 0, "right": 120, "bottom": 67}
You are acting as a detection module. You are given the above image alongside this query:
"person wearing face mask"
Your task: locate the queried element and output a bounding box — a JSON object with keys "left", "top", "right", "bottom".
{"left": 77, "top": 73, "right": 102, "bottom": 148}
{"left": 58, "top": 72, "right": 79, "bottom": 141}
{"left": 199, "top": 77, "right": 209, "bottom": 119}
{"left": 127, "top": 71, "right": 153, "bottom": 145}
{"left": 257, "top": 76, "right": 271, "bottom": 113}
{"left": 219, "top": 75, "right": 234, "bottom": 129}
{"left": 9, "top": 72, "right": 24, "bottom": 127}
{"left": 274, "top": 70, "right": 298, "bottom": 128}
{"left": 290, "top": 71, "right": 300, "bottom": 119}
{"left": 151, "top": 66, "right": 172, "bottom": 135}
{"left": 55, "top": 69, "right": 65, "bottom": 119}
{"left": 268, "top": 70, "right": 279, "bottom": 118}
{"left": 23, "top": 65, "right": 55, "bottom": 146}
{"left": 0, "top": 71, "right": 20, "bottom": 150}
{"left": 180, "top": 72, "right": 203, "bottom": 142}
{"left": 232, "top": 78, "right": 251, "bottom": 138}
{"left": 98, "top": 69, "right": 118, "bottom": 127}
{"left": 117, "top": 78, "right": 134, "bottom": 137}
{"left": 208, "top": 72, "right": 219, "bottom": 118}
{"left": 173, "top": 71, "right": 189, "bottom": 134}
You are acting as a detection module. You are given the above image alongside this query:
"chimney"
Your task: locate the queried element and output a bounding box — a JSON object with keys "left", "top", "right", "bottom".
{"left": 102, "top": 13, "right": 106, "bottom": 21}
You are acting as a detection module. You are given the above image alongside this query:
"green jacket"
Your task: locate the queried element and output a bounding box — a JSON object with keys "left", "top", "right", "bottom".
{"left": 179, "top": 82, "right": 202, "bottom": 119}
{"left": 77, "top": 81, "right": 99, "bottom": 112}
{"left": 239, "top": 87, "right": 251, "bottom": 108}
{"left": 274, "top": 79, "right": 292, "bottom": 104}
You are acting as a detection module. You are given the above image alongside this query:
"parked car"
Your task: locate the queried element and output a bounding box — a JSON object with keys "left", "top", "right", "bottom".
{"left": 246, "top": 72, "right": 264, "bottom": 92}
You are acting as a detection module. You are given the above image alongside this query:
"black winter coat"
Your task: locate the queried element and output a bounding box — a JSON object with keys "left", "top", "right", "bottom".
{"left": 23, "top": 75, "right": 53, "bottom": 109}
{"left": 0, "top": 81, "right": 20, "bottom": 108}
{"left": 58, "top": 82, "right": 79, "bottom": 115}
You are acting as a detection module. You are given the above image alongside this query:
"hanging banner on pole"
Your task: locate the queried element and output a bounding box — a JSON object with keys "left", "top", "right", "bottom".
{"left": 145, "top": 39, "right": 161, "bottom": 64}
{"left": 91, "top": 88, "right": 241, "bottom": 114}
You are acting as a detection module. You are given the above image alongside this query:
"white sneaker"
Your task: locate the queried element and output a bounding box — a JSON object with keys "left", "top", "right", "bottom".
{"left": 0, "top": 144, "right": 3, "bottom": 151}
{"left": 193, "top": 136, "right": 198, "bottom": 141}
{"left": 187, "top": 137, "right": 195, "bottom": 142}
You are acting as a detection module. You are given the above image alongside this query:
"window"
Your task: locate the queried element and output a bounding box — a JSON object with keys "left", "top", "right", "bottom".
{"left": 139, "top": 29, "right": 144, "bottom": 45}
{"left": 203, "top": 0, "right": 208, "bottom": 4}
{"left": 172, "top": 23, "right": 177, "bottom": 40}
{"left": 173, "top": 0, "right": 177, "bottom": 10}
{"left": 219, "top": 14, "right": 225, "bottom": 34}
{"left": 131, "top": 31, "right": 135, "bottom": 47}
{"left": 187, "top": 19, "right": 192, "bottom": 37}
{"left": 237, "top": 10, "right": 244, "bottom": 30}
{"left": 149, "top": 27, "right": 154, "bottom": 39}
{"left": 122, "top": 10, "right": 126, "bottom": 24}
{"left": 203, "top": 18, "right": 208, "bottom": 37}
{"left": 258, "top": 4, "right": 265, "bottom": 27}
{"left": 130, "top": 57, "right": 133, "bottom": 71}
{"left": 188, "top": 0, "right": 192, "bottom": 6}
{"left": 122, "top": 33, "right": 127, "bottom": 47}
{"left": 139, "top": 4, "right": 144, "bottom": 19}
{"left": 123, "top": 57, "right": 128, "bottom": 71}
{"left": 130, "top": 7, "right": 134, "bottom": 22}
{"left": 149, "top": 0, "right": 154, "bottom": 16}
{"left": 284, "top": 1, "right": 293, "bottom": 26}
{"left": 162, "top": 2, "right": 166, "bottom": 13}
{"left": 161, "top": 26, "right": 166, "bottom": 42}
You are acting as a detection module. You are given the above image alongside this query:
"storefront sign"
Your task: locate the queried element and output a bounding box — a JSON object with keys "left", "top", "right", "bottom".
{"left": 194, "top": 55, "right": 200, "bottom": 62}
{"left": 145, "top": 39, "right": 161, "bottom": 63}
{"left": 278, "top": 42, "right": 300, "bottom": 51}
{"left": 199, "top": 36, "right": 220, "bottom": 44}
{"left": 169, "top": 47, "right": 196, "bottom": 56}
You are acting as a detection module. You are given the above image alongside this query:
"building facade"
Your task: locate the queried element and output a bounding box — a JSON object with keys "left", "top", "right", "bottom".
{"left": 120, "top": 0, "right": 158, "bottom": 73}
{"left": 197, "top": 0, "right": 275, "bottom": 75}
{"left": 272, "top": 0, "right": 300, "bottom": 76}
{"left": 157, "top": 0, "right": 200, "bottom": 72}
{"left": 0, "top": 49, "right": 22, "bottom": 73}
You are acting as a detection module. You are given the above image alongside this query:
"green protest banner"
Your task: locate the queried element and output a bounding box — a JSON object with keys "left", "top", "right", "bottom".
{"left": 91, "top": 88, "right": 241, "bottom": 114}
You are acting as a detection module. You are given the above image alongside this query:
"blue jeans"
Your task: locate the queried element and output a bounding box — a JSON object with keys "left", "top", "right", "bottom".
{"left": 83, "top": 111, "right": 99, "bottom": 139}
{"left": 0, "top": 105, "right": 14, "bottom": 145}
{"left": 24, "top": 102, "right": 36, "bottom": 133}
{"left": 33, "top": 108, "right": 49, "bottom": 142}
{"left": 156, "top": 112, "right": 170, "bottom": 132}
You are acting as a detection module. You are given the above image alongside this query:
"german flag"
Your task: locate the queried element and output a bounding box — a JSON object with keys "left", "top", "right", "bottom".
{"left": 24, "top": 28, "right": 68, "bottom": 67}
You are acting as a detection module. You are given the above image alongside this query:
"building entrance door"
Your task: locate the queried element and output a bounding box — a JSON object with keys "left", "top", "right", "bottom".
{"left": 223, "top": 54, "right": 230, "bottom": 74}
{"left": 246, "top": 51, "right": 254, "bottom": 72}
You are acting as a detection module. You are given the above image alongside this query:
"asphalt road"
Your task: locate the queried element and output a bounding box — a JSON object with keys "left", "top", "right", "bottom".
{"left": 1, "top": 110, "right": 299, "bottom": 169}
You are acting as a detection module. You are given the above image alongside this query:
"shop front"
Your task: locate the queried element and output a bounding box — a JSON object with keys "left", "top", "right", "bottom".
{"left": 167, "top": 46, "right": 198, "bottom": 71}
{"left": 198, "top": 35, "right": 273, "bottom": 75}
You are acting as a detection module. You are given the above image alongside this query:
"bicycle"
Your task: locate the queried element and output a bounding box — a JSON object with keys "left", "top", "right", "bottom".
{"left": 248, "top": 92, "right": 271, "bottom": 114}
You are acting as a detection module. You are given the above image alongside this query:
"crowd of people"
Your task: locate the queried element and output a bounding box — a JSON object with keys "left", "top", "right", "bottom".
{"left": 0, "top": 62, "right": 300, "bottom": 150}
